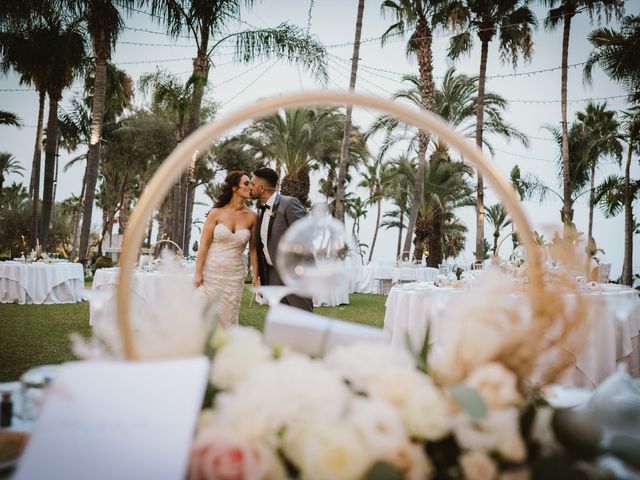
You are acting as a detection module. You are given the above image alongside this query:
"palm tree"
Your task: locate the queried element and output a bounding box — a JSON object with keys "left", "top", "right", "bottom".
{"left": 38, "top": 15, "right": 87, "bottom": 249}
{"left": 591, "top": 111, "right": 640, "bottom": 286}
{"left": 543, "top": 0, "right": 624, "bottom": 231}
{"left": 0, "top": 111, "right": 22, "bottom": 127}
{"left": 0, "top": 152, "right": 24, "bottom": 193}
{"left": 521, "top": 121, "right": 596, "bottom": 225}
{"left": 243, "top": 107, "right": 345, "bottom": 204}
{"left": 140, "top": 69, "right": 195, "bottom": 242}
{"left": 69, "top": 0, "right": 133, "bottom": 263}
{"left": 147, "top": 0, "right": 328, "bottom": 249}
{"left": 0, "top": 16, "right": 54, "bottom": 248}
{"left": 485, "top": 203, "right": 511, "bottom": 254}
{"left": 379, "top": 0, "right": 458, "bottom": 260}
{"left": 584, "top": 14, "right": 640, "bottom": 104}
{"left": 448, "top": 0, "right": 536, "bottom": 261}
{"left": 575, "top": 102, "right": 622, "bottom": 257}
{"left": 358, "top": 157, "right": 392, "bottom": 262}
{"left": 335, "top": 0, "right": 365, "bottom": 222}
{"left": 413, "top": 151, "right": 475, "bottom": 266}
{"left": 382, "top": 155, "right": 416, "bottom": 258}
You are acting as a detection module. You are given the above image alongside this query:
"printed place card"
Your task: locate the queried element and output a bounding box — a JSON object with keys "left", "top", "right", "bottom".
{"left": 14, "top": 356, "right": 209, "bottom": 480}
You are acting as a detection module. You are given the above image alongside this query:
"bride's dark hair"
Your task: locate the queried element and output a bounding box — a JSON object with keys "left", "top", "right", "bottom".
{"left": 213, "top": 171, "right": 248, "bottom": 209}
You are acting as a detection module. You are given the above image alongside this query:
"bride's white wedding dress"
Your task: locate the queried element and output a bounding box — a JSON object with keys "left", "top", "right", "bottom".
{"left": 202, "top": 223, "right": 250, "bottom": 327}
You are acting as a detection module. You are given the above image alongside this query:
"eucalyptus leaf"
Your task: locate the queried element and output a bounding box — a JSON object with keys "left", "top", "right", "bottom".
{"left": 364, "top": 461, "right": 405, "bottom": 480}
{"left": 449, "top": 384, "right": 487, "bottom": 420}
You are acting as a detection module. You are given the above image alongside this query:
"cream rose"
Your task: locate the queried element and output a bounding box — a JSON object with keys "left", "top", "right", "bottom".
{"left": 188, "top": 426, "right": 273, "bottom": 480}
{"left": 348, "top": 397, "right": 407, "bottom": 455}
{"left": 284, "top": 421, "right": 371, "bottom": 480}
{"left": 210, "top": 328, "right": 271, "bottom": 390}
{"left": 465, "top": 363, "right": 521, "bottom": 410}
{"left": 367, "top": 366, "right": 432, "bottom": 407}
{"left": 401, "top": 383, "right": 450, "bottom": 440}
{"left": 459, "top": 450, "right": 497, "bottom": 480}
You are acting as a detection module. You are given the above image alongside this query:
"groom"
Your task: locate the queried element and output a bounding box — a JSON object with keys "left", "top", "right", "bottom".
{"left": 250, "top": 167, "right": 313, "bottom": 312}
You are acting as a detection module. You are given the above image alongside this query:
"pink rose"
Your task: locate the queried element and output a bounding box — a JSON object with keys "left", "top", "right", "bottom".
{"left": 189, "top": 426, "right": 272, "bottom": 480}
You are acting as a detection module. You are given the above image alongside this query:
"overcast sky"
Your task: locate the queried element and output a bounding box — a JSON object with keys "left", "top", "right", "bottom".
{"left": 1, "top": 0, "right": 638, "bottom": 278}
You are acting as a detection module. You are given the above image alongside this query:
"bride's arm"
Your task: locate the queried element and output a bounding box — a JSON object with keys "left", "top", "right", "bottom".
{"left": 194, "top": 211, "right": 216, "bottom": 287}
{"left": 249, "top": 213, "right": 260, "bottom": 287}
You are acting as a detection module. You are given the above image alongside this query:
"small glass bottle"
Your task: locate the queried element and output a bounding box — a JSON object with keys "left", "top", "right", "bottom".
{"left": 1, "top": 392, "right": 13, "bottom": 427}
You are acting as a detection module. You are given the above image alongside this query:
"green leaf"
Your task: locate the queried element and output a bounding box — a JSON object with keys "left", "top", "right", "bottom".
{"left": 449, "top": 384, "right": 487, "bottom": 420}
{"left": 417, "top": 323, "right": 431, "bottom": 373}
{"left": 364, "top": 461, "right": 405, "bottom": 480}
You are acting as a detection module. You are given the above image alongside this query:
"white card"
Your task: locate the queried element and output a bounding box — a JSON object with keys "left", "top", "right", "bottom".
{"left": 14, "top": 356, "right": 210, "bottom": 480}
{"left": 265, "top": 304, "right": 384, "bottom": 355}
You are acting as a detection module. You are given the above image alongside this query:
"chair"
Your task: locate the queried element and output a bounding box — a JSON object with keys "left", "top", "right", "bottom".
{"left": 597, "top": 263, "right": 611, "bottom": 284}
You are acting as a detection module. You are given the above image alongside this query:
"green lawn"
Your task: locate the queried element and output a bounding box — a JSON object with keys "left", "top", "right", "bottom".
{"left": 0, "top": 287, "right": 386, "bottom": 382}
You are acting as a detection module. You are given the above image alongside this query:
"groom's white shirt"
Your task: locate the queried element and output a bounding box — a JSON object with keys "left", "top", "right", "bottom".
{"left": 260, "top": 192, "right": 277, "bottom": 266}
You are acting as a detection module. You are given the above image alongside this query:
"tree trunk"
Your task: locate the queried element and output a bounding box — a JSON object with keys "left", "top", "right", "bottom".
{"left": 29, "top": 89, "right": 46, "bottom": 249}
{"left": 402, "top": 20, "right": 433, "bottom": 260}
{"left": 79, "top": 54, "right": 108, "bottom": 264}
{"left": 40, "top": 94, "right": 59, "bottom": 249}
{"left": 586, "top": 159, "right": 596, "bottom": 274}
{"left": 622, "top": 143, "right": 633, "bottom": 285}
{"left": 368, "top": 197, "right": 382, "bottom": 263}
{"left": 180, "top": 47, "right": 211, "bottom": 250}
{"left": 183, "top": 179, "right": 197, "bottom": 254}
{"left": 560, "top": 13, "right": 574, "bottom": 231}
{"left": 71, "top": 167, "right": 87, "bottom": 259}
{"left": 335, "top": 0, "right": 364, "bottom": 222}
{"left": 171, "top": 182, "right": 181, "bottom": 243}
{"left": 493, "top": 230, "right": 500, "bottom": 255}
{"left": 474, "top": 37, "right": 490, "bottom": 262}
{"left": 281, "top": 169, "right": 310, "bottom": 205}
{"left": 427, "top": 210, "right": 443, "bottom": 268}
{"left": 396, "top": 210, "right": 403, "bottom": 260}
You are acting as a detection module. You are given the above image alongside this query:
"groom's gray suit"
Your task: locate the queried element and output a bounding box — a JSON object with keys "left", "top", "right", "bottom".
{"left": 256, "top": 193, "right": 313, "bottom": 311}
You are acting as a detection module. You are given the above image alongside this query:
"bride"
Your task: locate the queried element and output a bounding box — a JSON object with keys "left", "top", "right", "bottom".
{"left": 194, "top": 171, "right": 260, "bottom": 327}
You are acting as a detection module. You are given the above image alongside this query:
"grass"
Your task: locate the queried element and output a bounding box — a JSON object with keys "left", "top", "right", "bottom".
{"left": 0, "top": 287, "right": 386, "bottom": 382}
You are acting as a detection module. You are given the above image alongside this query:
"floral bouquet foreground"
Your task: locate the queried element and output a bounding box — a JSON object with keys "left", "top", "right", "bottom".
{"left": 188, "top": 323, "right": 640, "bottom": 480}
{"left": 76, "top": 264, "right": 640, "bottom": 480}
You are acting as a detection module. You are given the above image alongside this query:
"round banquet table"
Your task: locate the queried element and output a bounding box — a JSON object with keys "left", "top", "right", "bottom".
{"left": 384, "top": 282, "right": 640, "bottom": 387}
{"left": 0, "top": 261, "right": 84, "bottom": 304}
{"left": 90, "top": 267, "right": 194, "bottom": 327}
{"left": 350, "top": 264, "right": 439, "bottom": 294}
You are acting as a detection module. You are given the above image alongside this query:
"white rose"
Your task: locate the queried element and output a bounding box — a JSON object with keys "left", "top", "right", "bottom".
{"left": 285, "top": 421, "right": 371, "bottom": 480}
{"left": 325, "top": 343, "right": 415, "bottom": 392}
{"left": 401, "top": 383, "right": 450, "bottom": 440}
{"left": 465, "top": 363, "right": 521, "bottom": 410}
{"left": 497, "top": 435, "right": 527, "bottom": 463}
{"left": 348, "top": 397, "right": 407, "bottom": 455}
{"left": 215, "top": 357, "right": 350, "bottom": 444}
{"left": 367, "top": 367, "right": 432, "bottom": 407}
{"left": 459, "top": 450, "right": 497, "bottom": 480}
{"left": 210, "top": 334, "right": 271, "bottom": 389}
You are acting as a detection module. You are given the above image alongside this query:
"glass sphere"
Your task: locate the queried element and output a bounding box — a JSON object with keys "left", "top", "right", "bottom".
{"left": 276, "top": 202, "right": 355, "bottom": 297}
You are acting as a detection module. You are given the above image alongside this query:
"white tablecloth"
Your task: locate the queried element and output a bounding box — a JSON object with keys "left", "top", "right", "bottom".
{"left": 0, "top": 261, "right": 84, "bottom": 304}
{"left": 90, "top": 267, "right": 194, "bottom": 327}
{"left": 384, "top": 282, "right": 640, "bottom": 387}
{"left": 351, "top": 264, "right": 439, "bottom": 294}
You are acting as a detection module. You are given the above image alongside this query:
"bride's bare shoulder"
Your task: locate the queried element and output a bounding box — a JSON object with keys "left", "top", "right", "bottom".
{"left": 243, "top": 206, "right": 258, "bottom": 219}
{"left": 205, "top": 208, "right": 220, "bottom": 222}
